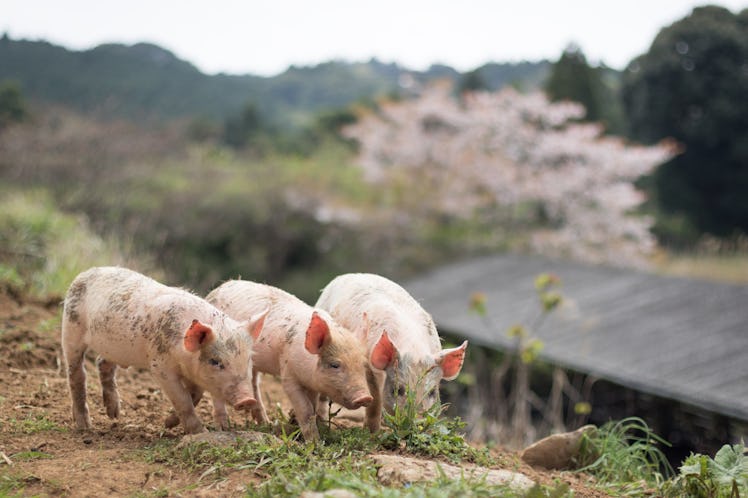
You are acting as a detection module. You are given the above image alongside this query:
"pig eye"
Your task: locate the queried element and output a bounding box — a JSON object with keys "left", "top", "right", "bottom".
{"left": 328, "top": 361, "right": 341, "bottom": 369}
{"left": 428, "top": 388, "right": 438, "bottom": 399}
{"left": 396, "top": 386, "right": 406, "bottom": 397}
{"left": 209, "top": 358, "right": 224, "bottom": 370}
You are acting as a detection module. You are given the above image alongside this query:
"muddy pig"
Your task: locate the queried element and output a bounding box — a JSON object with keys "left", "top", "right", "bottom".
{"left": 315, "top": 272, "right": 468, "bottom": 431}
{"left": 207, "top": 280, "right": 392, "bottom": 441}
{"left": 61, "top": 267, "right": 266, "bottom": 434}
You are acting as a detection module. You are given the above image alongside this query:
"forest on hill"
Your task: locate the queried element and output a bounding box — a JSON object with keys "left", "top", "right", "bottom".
{"left": 0, "top": 34, "right": 550, "bottom": 127}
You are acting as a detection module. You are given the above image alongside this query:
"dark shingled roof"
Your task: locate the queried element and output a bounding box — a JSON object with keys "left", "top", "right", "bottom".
{"left": 404, "top": 254, "right": 748, "bottom": 421}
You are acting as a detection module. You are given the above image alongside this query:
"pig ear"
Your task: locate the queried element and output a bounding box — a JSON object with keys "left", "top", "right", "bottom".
{"left": 304, "top": 311, "right": 331, "bottom": 355}
{"left": 246, "top": 308, "right": 268, "bottom": 340}
{"left": 184, "top": 319, "right": 214, "bottom": 353}
{"left": 370, "top": 330, "right": 398, "bottom": 370}
{"left": 435, "top": 340, "right": 468, "bottom": 380}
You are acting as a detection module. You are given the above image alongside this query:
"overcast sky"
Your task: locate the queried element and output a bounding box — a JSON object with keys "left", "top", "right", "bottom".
{"left": 4, "top": 1, "right": 746, "bottom": 76}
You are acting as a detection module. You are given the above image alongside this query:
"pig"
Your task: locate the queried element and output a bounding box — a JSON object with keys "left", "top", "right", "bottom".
{"left": 315, "top": 273, "right": 468, "bottom": 431}
{"left": 207, "top": 280, "right": 392, "bottom": 441}
{"left": 61, "top": 267, "right": 266, "bottom": 434}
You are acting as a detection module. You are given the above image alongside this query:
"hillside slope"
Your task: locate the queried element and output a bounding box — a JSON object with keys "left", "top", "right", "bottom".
{"left": 0, "top": 289, "right": 608, "bottom": 496}
{"left": 0, "top": 35, "right": 550, "bottom": 126}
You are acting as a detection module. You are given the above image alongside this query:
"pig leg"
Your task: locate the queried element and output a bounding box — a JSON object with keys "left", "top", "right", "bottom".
{"left": 164, "top": 381, "right": 203, "bottom": 429}
{"left": 282, "top": 378, "right": 319, "bottom": 442}
{"left": 154, "top": 369, "right": 205, "bottom": 434}
{"left": 96, "top": 357, "right": 120, "bottom": 419}
{"left": 250, "top": 370, "right": 269, "bottom": 424}
{"left": 212, "top": 398, "right": 230, "bottom": 430}
{"left": 316, "top": 395, "right": 330, "bottom": 422}
{"left": 364, "top": 369, "right": 384, "bottom": 433}
{"left": 61, "top": 324, "right": 91, "bottom": 430}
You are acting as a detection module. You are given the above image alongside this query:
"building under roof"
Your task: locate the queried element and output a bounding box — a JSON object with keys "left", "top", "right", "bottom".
{"left": 404, "top": 253, "right": 748, "bottom": 423}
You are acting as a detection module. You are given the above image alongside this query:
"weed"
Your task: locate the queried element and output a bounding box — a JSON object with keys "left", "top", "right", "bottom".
{"left": 663, "top": 443, "right": 748, "bottom": 497}
{"left": 574, "top": 416, "right": 672, "bottom": 494}
{"left": 378, "top": 383, "right": 493, "bottom": 466}
{"left": 0, "top": 473, "right": 28, "bottom": 496}
{"left": 10, "top": 450, "right": 53, "bottom": 461}
{"left": 9, "top": 413, "right": 65, "bottom": 434}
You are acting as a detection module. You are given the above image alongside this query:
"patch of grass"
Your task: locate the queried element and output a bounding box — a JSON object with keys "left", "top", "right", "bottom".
{"left": 662, "top": 443, "right": 748, "bottom": 498}
{"left": 37, "top": 315, "right": 61, "bottom": 335}
{"left": 378, "top": 384, "right": 494, "bottom": 466}
{"left": 574, "top": 417, "right": 672, "bottom": 495}
{"left": 0, "top": 188, "right": 152, "bottom": 298}
{"left": 9, "top": 413, "right": 65, "bottom": 435}
{"left": 0, "top": 473, "right": 29, "bottom": 496}
{"left": 656, "top": 252, "right": 748, "bottom": 284}
{"left": 10, "top": 450, "right": 54, "bottom": 461}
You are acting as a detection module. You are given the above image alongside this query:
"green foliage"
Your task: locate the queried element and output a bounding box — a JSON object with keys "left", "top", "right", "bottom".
{"left": 0, "top": 80, "right": 26, "bottom": 130}
{"left": 0, "top": 189, "right": 142, "bottom": 297}
{"left": 8, "top": 413, "right": 65, "bottom": 434}
{"left": 622, "top": 5, "right": 748, "bottom": 239}
{"left": 545, "top": 44, "right": 604, "bottom": 122}
{"left": 379, "top": 384, "right": 493, "bottom": 466}
{"left": 543, "top": 45, "right": 625, "bottom": 133}
{"left": 458, "top": 69, "right": 489, "bottom": 93}
{"left": 575, "top": 417, "right": 672, "bottom": 495}
{"left": 664, "top": 444, "right": 748, "bottom": 498}
{"left": 0, "top": 36, "right": 551, "bottom": 127}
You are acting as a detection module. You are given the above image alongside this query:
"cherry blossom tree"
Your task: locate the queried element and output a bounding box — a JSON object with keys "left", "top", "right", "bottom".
{"left": 343, "top": 82, "right": 677, "bottom": 267}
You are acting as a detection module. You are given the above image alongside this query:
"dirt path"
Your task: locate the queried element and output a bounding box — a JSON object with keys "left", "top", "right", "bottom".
{"left": 0, "top": 291, "right": 608, "bottom": 497}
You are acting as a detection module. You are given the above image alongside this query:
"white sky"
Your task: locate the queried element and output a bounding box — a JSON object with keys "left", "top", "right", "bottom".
{"left": 4, "top": 1, "right": 746, "bottom": 76}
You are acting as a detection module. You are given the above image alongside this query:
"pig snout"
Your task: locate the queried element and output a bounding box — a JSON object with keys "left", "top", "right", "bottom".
{"left": 350, "top": 394, "right": 373, "bottom": 409}
{"left": 233, "top": 397, "right": 257, "bottom": 411}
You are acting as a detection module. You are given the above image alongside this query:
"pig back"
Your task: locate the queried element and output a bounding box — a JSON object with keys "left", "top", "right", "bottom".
{"left": 316, "top": 273, "right": 442, "bottom": 355}
{"left": 67, "top": 267, "right": 226, "bottom": 369}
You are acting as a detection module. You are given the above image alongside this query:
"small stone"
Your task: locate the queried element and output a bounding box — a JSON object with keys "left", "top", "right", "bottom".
{"left": 520, "top": 424, "right": 597, "bottom": 470}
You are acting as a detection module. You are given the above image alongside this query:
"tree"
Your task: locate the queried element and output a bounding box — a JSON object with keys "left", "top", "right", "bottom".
{"left": 621, "top": 6, "right": 748, "bottom": 240}
{"left": 342, "top": 83, "right": 675, "bottom": 267}
{"left": 0, "top": 81, "right": 27, "bottom": 130}
{"left": 222, "top": 102, "right": 264, "bottom": 149}
{"left": 458, "top": 69, "right": 488, "bottom": 94}
{"left": 544, "top": 44, "right": 603, "bottom": 122}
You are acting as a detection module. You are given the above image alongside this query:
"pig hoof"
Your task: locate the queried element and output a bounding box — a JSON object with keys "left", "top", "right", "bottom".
{"left": 106, "top": 404, "right": 120, "bottom": 419}
{"left": 164, "top": 414, "right": 180, "bottom": 428}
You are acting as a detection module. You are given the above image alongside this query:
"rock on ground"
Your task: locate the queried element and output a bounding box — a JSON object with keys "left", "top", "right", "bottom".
{"left": 372, "top": 453, "right": 536, "bottom": 492}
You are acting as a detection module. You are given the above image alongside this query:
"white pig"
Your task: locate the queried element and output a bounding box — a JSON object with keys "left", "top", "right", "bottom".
{"left": 207, "top": 280, "right": 392, "bottom": 441}
{"left": 61, "top": 267, "right": 266, "bottom": 434}
{"left": 316, "top": 273, "right": 468, "bottom": 430}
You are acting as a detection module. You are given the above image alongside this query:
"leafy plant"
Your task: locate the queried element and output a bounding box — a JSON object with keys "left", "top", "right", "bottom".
{"left": 378, "top": 381, "right": 493, "bottom": 465}
{"left": 664, "top": 443, "right": 748, "bottom": 498}
{"left": 575, "top": 416, "right": 672, "bottom": 494}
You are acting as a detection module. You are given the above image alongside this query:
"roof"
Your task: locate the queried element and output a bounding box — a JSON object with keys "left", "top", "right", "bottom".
{"left": 403, "top": 254, "right": 748, "bottom": 421}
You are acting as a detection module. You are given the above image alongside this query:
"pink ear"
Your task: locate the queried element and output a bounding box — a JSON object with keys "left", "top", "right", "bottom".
{"left": 437, "top": 340, "right": 468, "bottom": 380}
{"left": 370, "top": 330, "right": 397, "bottom": 370}
{"left": 247, "top": 308, "right": 268, "bottom": 340}
{"left": 184, "top": 319, "right": 214, "bottom": 353}
{"left": 304, "top": 311, "right": 330, "bottom": 354}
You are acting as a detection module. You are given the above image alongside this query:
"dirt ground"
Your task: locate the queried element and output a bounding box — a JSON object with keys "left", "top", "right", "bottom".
{"left": 0, "top": 290, "right": 610, "bottom": 497}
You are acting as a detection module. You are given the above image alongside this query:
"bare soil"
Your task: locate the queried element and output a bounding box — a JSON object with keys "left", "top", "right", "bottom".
{"left": 0, "top": 290, "right": 609, "bottom": 497}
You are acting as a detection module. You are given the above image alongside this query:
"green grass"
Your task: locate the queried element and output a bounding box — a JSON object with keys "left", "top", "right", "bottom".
{"left": 378, "top": 386, "right": 494, "bottom": 466}
{"left": 574, "top": 417, "right": 672, "bottom": 495}
{"left": 7, "top": 413, "right": 65, "bottom": 435}
{"left": 0, "top": 188, "right": 148, "bottom": 298}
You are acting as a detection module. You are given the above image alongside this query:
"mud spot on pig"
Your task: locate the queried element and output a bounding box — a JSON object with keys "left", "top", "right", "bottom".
{"left": 63, "top": 279, "right": 86, "bottom": 323}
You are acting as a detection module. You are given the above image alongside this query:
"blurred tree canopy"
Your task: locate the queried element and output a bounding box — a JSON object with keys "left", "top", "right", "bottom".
{"left": 544, "top": 44, "right": 625, "bottom": 134}
{"left": 0, "top": 80, "right": 27, "bottom": 130}
{"left": 622, "top": 6, "right": 748, "bottom": 242}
